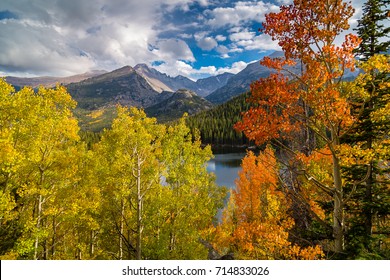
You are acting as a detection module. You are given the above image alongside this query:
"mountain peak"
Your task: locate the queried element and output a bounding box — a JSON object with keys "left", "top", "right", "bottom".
{"left": 134, "top": 63, "right": 150, "bottom": 71}
{"left": 175, "top": 75, "right": 191, "bottom": 80}
{"left": 111, "top": 65, "right": 134, "bottom": 75}
{"left": 174, "top": 88, "right": 197, "bottom": 98}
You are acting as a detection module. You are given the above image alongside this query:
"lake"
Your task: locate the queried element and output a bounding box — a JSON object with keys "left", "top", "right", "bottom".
{"left": 207, "top": 152, "right": 246, "bottom": 189}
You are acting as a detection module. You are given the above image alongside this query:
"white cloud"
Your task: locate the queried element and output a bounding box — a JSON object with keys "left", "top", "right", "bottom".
{"left": 227, "top": 45, "right": 244, "bottom": 53}
{"left": 179, "top": 33, "right": 193, "bottom": 39}
{"left": 154, "top": 60, "right": 195, "bottom": 79}
{"left": 215, "top": 35, "right": 227, "bottom": 42}
{"left": 154, "top": 59, "right": 249, "bottom": 80}
{"left": 216, "top": 61, "right": 249, "bottom": 75}
{"left": 216, "top": 45, "right": 230, "bottom": 55}
{"left": 194, "top": 31, "right": 209, "bottom": 41}
{"left": 205, "top": 1, "right": 279, "bottom": 27}
{"left": 216, "top": 44, "right": 245, "bottom": 59}
{"left": 0, "top": 0, "right": 202, "bottom": 76}
{"left": 194, "top": 31, "right": 218, "bottom": 51}
{"left": 0, "top": 19, "right": 95, "bottom": 76}
{"left": 151, "top": 39, "right": 195, "bottom": 63}
{"left": 275, "top": 0, "right": 292, "bottom": 5}
{"left": 197, "top": 37, "right": 218, "bottom": 51}
{"left": 241, "top": 34, "right": 281, "bottom": 51}
{"left": 162, "top": 0, "right": 211, "bottom": 12}
{"left": 0, "top": 0, "right": 369, "bottom": 78}
{"left": 229, "top": 29, "right": 256, "bottom": 41}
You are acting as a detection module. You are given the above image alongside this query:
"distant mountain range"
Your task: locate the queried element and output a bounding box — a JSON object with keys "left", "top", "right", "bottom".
{"left": 206, "top": 51, "right": 297, "bottom": 104}
{"left": 7, "top": 51, "right": 360, "bottom": 130}
{"left": 4, "top": 53, "right": 280, "bottom": 108}
{"left": 134, "top": 63, "right": 233, "bottom": 97}
{"left": 206, "top": 60, "right": 272, "bottom": 104}
{"left": 64, "top": 65, "right": 219, "bottom": 128}
{"left": 5, "top": 70, "right": 107, "bottom": 89}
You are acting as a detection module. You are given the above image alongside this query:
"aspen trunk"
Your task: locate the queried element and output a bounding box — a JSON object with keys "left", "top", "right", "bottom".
{"left": 90, "top": 230, "right": 95, "bottom": 257}
{"left": 332, "top": 151, "right": 344, "bottom": 253}
{"left": 51, "top": 217, "right": 56, "bottom": 258}
{"left": 34, "top": 194, "right": 43, "bottom": 260}
{"left": 119, "top": 199, "right": 125, "bottom": 260}
{"left": 136, "top": 155, "right": 143, "bottom": 260}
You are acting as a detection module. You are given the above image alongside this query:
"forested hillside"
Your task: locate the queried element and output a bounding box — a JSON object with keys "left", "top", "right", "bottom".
{"left": 186, "top": 93, "right": 254, "bottom": 147}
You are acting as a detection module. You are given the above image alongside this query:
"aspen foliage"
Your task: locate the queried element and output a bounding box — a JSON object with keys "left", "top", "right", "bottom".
{"left": 215, "top": 147, "right": 323, "bottom": 259}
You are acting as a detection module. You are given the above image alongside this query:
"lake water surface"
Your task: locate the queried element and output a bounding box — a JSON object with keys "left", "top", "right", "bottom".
{"left": 207, "top": 153, "right": 246, "bottom": 189}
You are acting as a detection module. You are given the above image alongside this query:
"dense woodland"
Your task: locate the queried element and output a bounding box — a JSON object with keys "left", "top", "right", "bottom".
{"left": 186, "top": 93, "right": 254, "bottom": 147}
{"left": 1, "top": 0, "right": 389, "bottom": 260}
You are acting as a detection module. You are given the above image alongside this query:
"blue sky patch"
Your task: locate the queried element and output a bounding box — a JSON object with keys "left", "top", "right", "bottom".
{"left": 0, "top": 10, "right": 18, "bottom": 20}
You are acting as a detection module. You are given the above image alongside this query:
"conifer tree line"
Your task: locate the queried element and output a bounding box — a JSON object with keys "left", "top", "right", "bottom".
{"left": 1, "top": 0, "right": 389, "bottom": 260}
{"left": 186, "top": 93, "right": 254, "bottom": 147}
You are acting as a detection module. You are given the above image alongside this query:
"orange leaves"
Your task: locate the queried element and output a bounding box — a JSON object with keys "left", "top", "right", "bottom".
{"left": 263, "top": 0, "right": 355, "bottom": 60}
{"left": 289, "top": 244, "right": 324, "bottom": 260}
{"left": 341, "top": 34, "right": 362, "bottom": 70}
{"left": 260, "top": 56, "right": 296, "bottom": 71}
{"left": 238, "top": 2, "right": 359, "bottom": 144}
{"left": 295, "top": 147, "right": 333, "bottom": 220}
{"left": 233, "top": 148, "right": 279, "bottom": 223}
{"left": 215, "top": 147, "right": 324, "bottom": 259}
{"left": 234, "top": 74, "right": 303, "bottom": 146}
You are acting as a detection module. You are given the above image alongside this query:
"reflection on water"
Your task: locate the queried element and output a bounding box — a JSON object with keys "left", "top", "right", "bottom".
{"left": 207, "top": 153, "right": 246, "bottom": 189}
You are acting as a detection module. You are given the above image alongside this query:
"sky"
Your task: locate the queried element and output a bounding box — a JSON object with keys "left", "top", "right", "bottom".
{"left": 0, "top": 0, "right": 365, "bottom": 80}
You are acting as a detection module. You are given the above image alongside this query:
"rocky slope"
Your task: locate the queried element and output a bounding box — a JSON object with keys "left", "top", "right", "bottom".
{"left": 66, "top": 66, "right": 161, "bottom": 110}
{"left": 134, "top": 64, "right": 233, "bottom": 97}
{"left": 146, "top": 89, "right": 213, "bottom": 122}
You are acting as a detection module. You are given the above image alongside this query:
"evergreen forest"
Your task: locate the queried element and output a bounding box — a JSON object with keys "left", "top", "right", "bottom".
{"left": 186, "top": 93, "right": 255, "bottom": 147}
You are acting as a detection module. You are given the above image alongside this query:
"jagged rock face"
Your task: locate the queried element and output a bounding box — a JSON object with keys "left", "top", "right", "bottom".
{"left": 134, "top": 64, "right": 197, "bottom": 94}
{"left": 66, "top": 66, "right": 161, "bottom": 110}
{"left": 194, "top": 72, "right": 234, "bottom": 97}
{"left": 134, "top": 64, "right": 175, "bottom": 93}
{"left": 206, "top": 60, "right": 274, "bottom": 104}
{"left": 134, "top": 64, "right": 233, "bottom": 97}
{"left": 174, "top": 88, "right": 197, "bottom": 99}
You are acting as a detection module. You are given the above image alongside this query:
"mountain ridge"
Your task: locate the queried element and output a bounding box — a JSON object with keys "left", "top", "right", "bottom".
{"left": 66, "top": 65, "right": 161, "bottom": 110}
{"left": 134, "top": 63, "right": 234, "bottom": 97}
{"left": 5, "top": 70, "right": 107, "bottom": 89}
{"left": 146, "top": 89, "right": 213, "bottom": 122}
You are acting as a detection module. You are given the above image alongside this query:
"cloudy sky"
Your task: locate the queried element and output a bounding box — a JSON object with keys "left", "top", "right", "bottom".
{"left": 0, "top": 0, "right": 364, "bottom": 79}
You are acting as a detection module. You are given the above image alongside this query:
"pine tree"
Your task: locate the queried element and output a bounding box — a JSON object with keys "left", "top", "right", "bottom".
{"left": 344, "top": 0, "right": 390, "bottom": 257}
{"left": 354, "top": 0, "right": 390, "bottom": 60}
{"left": 342, "top": 55, "right": 390, "bottom": 259}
